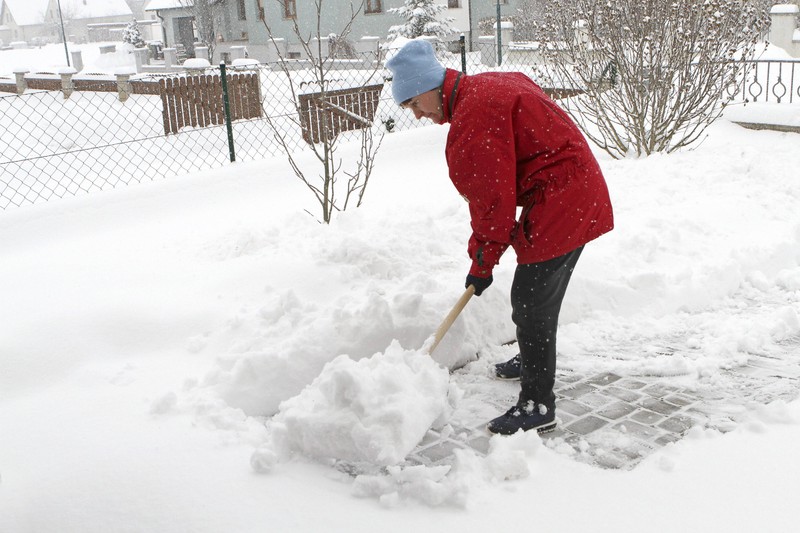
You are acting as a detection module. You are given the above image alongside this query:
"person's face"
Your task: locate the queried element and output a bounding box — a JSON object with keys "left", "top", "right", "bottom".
{"left": 403, "top": 88, "right": 444, "bottom": 123}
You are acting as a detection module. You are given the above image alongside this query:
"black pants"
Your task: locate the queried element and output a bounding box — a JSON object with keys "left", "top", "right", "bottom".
{"left": 511, "top": 246, "right": 584, "bottom": 410}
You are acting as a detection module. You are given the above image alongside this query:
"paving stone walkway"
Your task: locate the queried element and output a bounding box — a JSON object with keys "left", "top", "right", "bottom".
{"left": 408, "top": 341, "right": 800, "bottom": 470}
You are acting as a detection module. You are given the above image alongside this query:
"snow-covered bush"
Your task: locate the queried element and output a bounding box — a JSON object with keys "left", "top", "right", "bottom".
{"left": 121, "top": 21, "right": 146, "bottom": 49}
{"left": 386, "top": 0, "right": 458, "bottom": 52}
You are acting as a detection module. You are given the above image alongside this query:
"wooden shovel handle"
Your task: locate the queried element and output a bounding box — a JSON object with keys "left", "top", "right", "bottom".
{"left": 428, "top": 285, "right": 476, "bottom": 355}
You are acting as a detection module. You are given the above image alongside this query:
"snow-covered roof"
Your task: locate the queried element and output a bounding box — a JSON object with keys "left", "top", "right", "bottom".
{"left": 144, "top": 0, "right": 192, "bottom": 11}
{"left": 1, "top": 0, "right": 50, "bottom": 27}
{"left": 59, "top": 0, "right": 133, "bottom": 20}
{"left": 771, "top": 4, "right": 800, "bottom": 15}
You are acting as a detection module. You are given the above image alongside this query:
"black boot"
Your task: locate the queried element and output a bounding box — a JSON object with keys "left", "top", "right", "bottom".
{"left": 494, "top": 354, "right": 521, "bottom": 380}
{"left": 487, "top": 401, "right": 556, "bottom": 435}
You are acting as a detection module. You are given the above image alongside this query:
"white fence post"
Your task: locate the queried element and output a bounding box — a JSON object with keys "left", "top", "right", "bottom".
{"left": 133, "top": 48, "right": 146, "bottom": 73}
{"left": 13, "top": 68, "right": 29, "bottom": 94}
{"left": 266, "top": 38, "right": 285, "bottom": 63}
{"left": 230, "top": 45, "right": 247, "bottom": 61}
{"left": 115, "top": 68, "right": 135, "bottom": 103}
{"left": 479, "top": 36, "right": 496, "bottom": 67}
{"left": 195, "top": 46, "right": 209, "bottom": 61}
{"left": 70, "top": 50, "right": 84, "bottom": 72}
{"left": 58, "top": 67, "right": 76, "bottom": 99}
{"left": 164, "top": 48, "right": 177, "bottom": 68}
{"left": 769, "top": 4, "right": 800, "bottom": 58}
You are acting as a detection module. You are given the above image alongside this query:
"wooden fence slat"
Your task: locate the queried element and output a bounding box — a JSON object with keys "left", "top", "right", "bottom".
{"left": 231, "top": 74, "right": 241, "bottom": 120}
{"left": 170, "top": 78, "right": 181, "bottom": 133}
{"left": 200, "top": 75, "right": 212, "bottom": 125}
{"left": 234, "top": 74, "right": 244, "bottom": 120}
{"left": 214, "top": 74, "right": 224, "bottom": 125}
{"left": 189, "top": 76, "right": 198, "bottom": 127}
{"left": 186, "top": 76, "right": 197, "bottom": 127}
{"left": 176, "top": 76, "right": 187, "bottom": 131}
{"left": 195, "top": 75, "right": 207, "bottom": 127}
{"left": 227, "top": 74, "right": 237, "bottom": 120}
{"left": 159, "top": 78, "right": 171, "bottom": 134}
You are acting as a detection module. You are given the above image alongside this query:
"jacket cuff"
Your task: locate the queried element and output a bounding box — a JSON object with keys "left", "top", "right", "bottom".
{"left": 469, "top": 262, "right": 493, "bottom": 278}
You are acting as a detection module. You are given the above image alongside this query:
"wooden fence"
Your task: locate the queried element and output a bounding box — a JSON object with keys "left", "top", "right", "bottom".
{"left": 298, "top": 83, "right": 384, "bottom": 144}
{"left": 159, "top": 72, "right": 262, "bottom": 134}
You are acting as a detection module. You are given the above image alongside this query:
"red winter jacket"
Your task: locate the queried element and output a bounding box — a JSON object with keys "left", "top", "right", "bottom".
{"left": 441, "top": 69, "right": 614, "bottom": 277}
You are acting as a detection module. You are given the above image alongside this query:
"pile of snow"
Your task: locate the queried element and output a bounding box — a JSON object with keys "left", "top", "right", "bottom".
{"left": 89, "top": 43, "right": 136, "bottom": 72}
{"left": 184, "top": 58, "right": 211, "bottom": 69}
{"left": 252, "top": 341, "right": 451, "bottom": 469}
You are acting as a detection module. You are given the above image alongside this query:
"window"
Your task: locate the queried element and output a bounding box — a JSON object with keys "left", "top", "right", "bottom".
{"left": 448, "top": 0, "right": 460, "bottom": 7}
{"left": 237, "top": 0, "right": 246, "bottom": 21}
{"left": 283, "top": 0, "right": 296, "bottom": 19}
{"left": 365, "top": 0, "right": 382, "bottom": 14}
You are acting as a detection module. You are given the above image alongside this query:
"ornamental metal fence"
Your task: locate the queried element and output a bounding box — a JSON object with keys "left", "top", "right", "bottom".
{"left": 1, "top": 44, "right": 796, "bottom": 211}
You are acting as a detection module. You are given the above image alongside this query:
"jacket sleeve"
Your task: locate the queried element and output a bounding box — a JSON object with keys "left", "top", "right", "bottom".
{"left": 446, "top": 108, "right": 518, "bottom": 278}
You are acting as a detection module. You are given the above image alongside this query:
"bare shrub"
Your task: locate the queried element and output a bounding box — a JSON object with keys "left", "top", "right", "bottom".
{"left": 533, "top": 0, "right": 770, "bottom": 158}
{"left": 262, "top": 0, "right": 384, "bottom": 223}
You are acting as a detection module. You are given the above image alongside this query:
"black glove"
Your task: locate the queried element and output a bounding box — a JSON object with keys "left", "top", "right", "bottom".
{"left": 466, "top": 274, "right": 493, "bottom": 296}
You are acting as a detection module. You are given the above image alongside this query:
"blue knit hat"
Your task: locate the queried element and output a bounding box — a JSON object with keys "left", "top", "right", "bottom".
{"left": 385, "top": 40, "right": 446, "bottom": 105}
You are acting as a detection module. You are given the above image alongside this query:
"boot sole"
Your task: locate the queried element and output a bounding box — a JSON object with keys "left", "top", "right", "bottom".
{"left": 536, "top": 422, "right": 557, "bottom": 434}
{"left": 487, "top": 420, "right": 557, "bottom": 436}
{"left": 493, "top": 374, "right": 521, "bottom": 381}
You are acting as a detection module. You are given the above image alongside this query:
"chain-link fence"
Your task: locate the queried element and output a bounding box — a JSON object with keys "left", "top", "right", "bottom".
{"left": 2, "top": 45, "right": 796, "bottom": 211}
{"left": 0, "top": 50, "right": 424, "bottom": 211}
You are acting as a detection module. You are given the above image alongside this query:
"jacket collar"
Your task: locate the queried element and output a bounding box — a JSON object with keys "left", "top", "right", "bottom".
{"left": 441, "top": 68, "right": 463, "bottom": 123}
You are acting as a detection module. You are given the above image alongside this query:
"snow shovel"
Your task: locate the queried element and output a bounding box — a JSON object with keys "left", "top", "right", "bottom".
{"left": 428, "top": 284, "right": 476, "bottom": 355}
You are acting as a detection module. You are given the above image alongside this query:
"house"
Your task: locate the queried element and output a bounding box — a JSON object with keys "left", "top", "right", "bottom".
{"left": 41, "top": 0, "right": 133, "bottom": 43}
{"left": 144, "top": 0, "right": 249, "bottom": 60}
{"left": 0, "top": 0, "right": 51, "bottom": 46}
{"left": 242, "top": 0, "right": 521, "bottom": 61}
{"left": 136, "top": 1, "right": 521, "bottom": 63}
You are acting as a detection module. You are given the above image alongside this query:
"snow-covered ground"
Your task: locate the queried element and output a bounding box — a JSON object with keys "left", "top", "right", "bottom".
{"left": 2, "top": 42, "right": 800, "bottom": 533}
{"left": 2, "top": 115, "right": 799, "bottom": 531}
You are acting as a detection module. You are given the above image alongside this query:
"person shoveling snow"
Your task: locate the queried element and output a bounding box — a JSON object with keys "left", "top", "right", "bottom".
{"left": 383, "top": 39, "right": 614, "bottom": 435}
{"left": 252, "top": 38, "right": 615, "bottom": 469}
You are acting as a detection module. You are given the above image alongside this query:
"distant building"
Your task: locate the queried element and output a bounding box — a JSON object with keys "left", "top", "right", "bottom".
{"left": 144, "top": 0, "right": 248, "bottom": 59}
{"left": 42, "top": 0, "right": 134, "bottom": 43}
{"left": 0, "top": 0, "right": 51, "bottom": 45}
{"left": 241, "top": 0, "right": 520, "bottom": 61}
{"left": 137, "top": 1, "right": 520, "bottom": 63}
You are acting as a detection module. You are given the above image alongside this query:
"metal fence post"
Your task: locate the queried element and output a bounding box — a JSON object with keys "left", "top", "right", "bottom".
{"left": 496, "top": 0, "right": 502, "bottom": 67}
{"left": 219, "top": 63, "right": 236, "bottom": 163}
{"left": 460, "top": 34, "right": 467, "bottom": 74}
